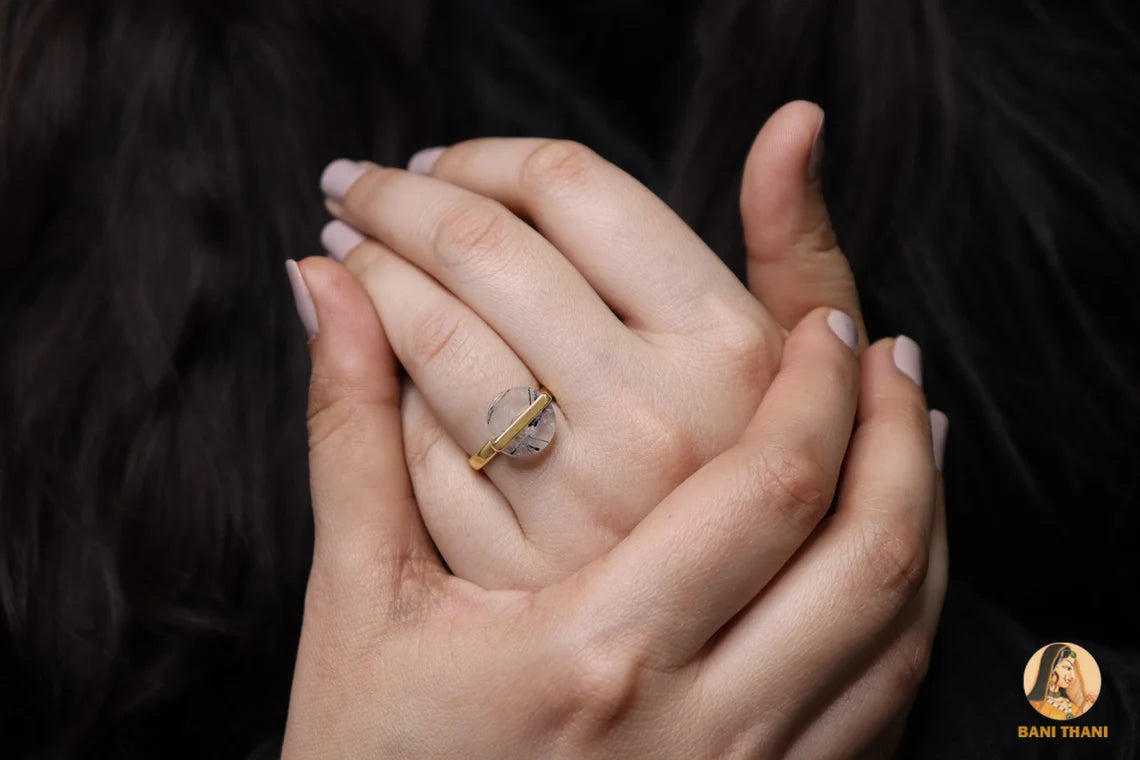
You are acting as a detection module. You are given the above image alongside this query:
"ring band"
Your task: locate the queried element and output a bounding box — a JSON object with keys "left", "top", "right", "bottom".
{"left": 468, "top": 386, "right": 555, "bottom": 471}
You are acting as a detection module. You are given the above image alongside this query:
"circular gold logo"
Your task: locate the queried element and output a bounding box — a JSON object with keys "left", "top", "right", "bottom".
{"left": 1023, "top": 642, "right": 1101, "bottom": 720}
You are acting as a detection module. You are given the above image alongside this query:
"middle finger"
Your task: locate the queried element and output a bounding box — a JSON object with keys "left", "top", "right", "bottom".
{"left": 409, "top": 138, "right": 766, "bottom": 339}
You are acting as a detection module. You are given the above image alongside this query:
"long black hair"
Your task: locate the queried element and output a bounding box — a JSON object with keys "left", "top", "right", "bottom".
{"left": 2, "top": 0, "right": 1137, "bottom": 756}
{"left": 0, "top": 0, "right": 427, "bottom": 755}
{"left": 669, "top": 0, "right": 1140, "bottom": 647}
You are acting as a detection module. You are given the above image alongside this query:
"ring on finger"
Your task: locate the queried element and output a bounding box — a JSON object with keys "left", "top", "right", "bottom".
{"left": 468, "top": 387, "right": 557, "bottom": 470}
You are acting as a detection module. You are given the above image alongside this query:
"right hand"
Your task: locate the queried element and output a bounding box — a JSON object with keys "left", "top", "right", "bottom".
{"left": 281, "top": 254, "right": 947, "bottom": 758}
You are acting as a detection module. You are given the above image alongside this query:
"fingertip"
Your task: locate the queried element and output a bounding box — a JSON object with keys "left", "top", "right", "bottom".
{"left": 786, "top": 306, "right": 858, "bottom": 359}
{"left": 296, "top": 256, "right": 396, "bottom": 388}
{"left": 826, "top": 308, "right": 858, "bottom": 352}
{"left": 772, "top": 307, "right": 860, "bottom": 405}
{"left": 742, "top": 101, "right": 823, "bottom": 195}
{"left": 751, "top": 101, "right": 824, "bottom": 149}
{"left": 892, "top": 336, "right": 923, "bottom": 388}
{"left": 855, "top": 338, "right": 932, "bottom": 429}
{"left": 408, "top": 146, "right": 446, "bottom": 175}
{"left": 321, "top": 219, "right": 365, "bottom": 262}
{"left": 320, "top": 158, "right": 366, "bottom": 200}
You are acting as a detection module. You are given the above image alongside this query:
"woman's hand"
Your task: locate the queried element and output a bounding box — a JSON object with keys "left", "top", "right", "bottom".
{"left": 317, "top": 102, "right": 874, "bottom": 589}
{"left": 281, "top": 257, "right": 946, "bottom": 757}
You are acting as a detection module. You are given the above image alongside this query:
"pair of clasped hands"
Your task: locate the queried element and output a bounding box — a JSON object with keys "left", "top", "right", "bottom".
{"left": 282, "top": 102, "right": 949, "bottom": 759}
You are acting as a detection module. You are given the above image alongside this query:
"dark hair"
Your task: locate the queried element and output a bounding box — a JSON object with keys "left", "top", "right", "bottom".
{"left": 2, "top": 0, "right": 1136, "bottom": 756}
{"left": 0, "top": 0, "right": 428, "bottom": 755}
{"left": 670, "top": 0, "right": 1140, "bottom": 647}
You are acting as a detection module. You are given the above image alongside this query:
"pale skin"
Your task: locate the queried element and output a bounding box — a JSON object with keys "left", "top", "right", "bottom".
{"left": 282, "top": 102, "right": 950, "bottom": 758}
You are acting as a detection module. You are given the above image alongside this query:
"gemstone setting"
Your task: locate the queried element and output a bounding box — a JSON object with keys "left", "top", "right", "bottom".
{"left": 486, "top": 387, "right": 556, "bottom": 457}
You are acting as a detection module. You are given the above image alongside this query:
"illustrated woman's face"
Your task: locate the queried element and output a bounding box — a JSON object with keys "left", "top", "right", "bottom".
{"left": 1054, "top": 657, "right": 1075, "bottom": 689}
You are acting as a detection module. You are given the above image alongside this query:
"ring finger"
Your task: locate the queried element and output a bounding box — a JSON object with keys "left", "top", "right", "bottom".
{"left": 323, "top": 223, "right": 578, "bottom": 527}
{"left": 319, "top": 159, "right": 638, "bottom": 407}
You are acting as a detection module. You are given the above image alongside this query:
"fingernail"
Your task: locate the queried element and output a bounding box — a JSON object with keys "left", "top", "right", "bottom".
{"left": 807, "top": 114, "right": 825, "bottom": 182}
{"left": 321, "top": 220, "right": 364, "bottom": 262}
{"left": 285, "top": 260, "right": 318, "bottom": 340}
{"left": 929, "top": 410, "right": 949, "bottom": 471}
{"left": 827, "top": 309, "right": 858, "bottom": 352}
{"left": 320, "top": 159, "right": 365, "bottom": 199}
{"left": 407, "top": 146, "right": 445, "bottom": 175}
{"left": 893, "top": 336, "right": 923, "bottom": 387}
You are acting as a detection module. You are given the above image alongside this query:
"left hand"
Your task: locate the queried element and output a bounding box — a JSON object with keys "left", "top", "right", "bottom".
{"left": 317, "top": 103, "right": 872, "bottom": 589}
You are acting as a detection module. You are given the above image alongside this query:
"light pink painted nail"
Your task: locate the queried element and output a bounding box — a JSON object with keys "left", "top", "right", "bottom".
{"left": 808, "top": 114, "right": 825, "bottom": 182}
{"left": 929, "top": 410, "right": 949, "bottom": 471}
{"left": 827, "top": 309, "right": 858, "bottom": 352}
{"left": 893, "top": 335, "right": 923, "bottom": 387}
{"left": 285, "top": 260, "right": 318, "bottom": 340}
{"left": 321, "top": 220, "right": 365, "bottom": 262}
{"left": 407, "top": 146, "right": 446, "bottom": 175}
{"left": 320, "top": 159, "right": 365, "bottom": 199}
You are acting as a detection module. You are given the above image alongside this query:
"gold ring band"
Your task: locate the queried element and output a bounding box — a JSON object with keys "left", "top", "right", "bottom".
{"left": 468, "top": 387, "right": 554, "bottom": 471}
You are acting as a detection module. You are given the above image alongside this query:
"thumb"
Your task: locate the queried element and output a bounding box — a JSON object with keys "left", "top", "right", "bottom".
{"left": 287, "top": 257, "right": 441, "bottom": 603}
{"left": 740, "top": 100, "right": 867, "bottom": 347}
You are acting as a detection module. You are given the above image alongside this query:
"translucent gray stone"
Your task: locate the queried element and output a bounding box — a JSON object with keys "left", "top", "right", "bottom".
{"left": 486, "top": 387, "right": 556, "bottom": 457}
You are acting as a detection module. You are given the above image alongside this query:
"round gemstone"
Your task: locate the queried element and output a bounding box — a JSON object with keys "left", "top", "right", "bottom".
{"left": 486, "top": 387, "right": 556, "bottom": 458}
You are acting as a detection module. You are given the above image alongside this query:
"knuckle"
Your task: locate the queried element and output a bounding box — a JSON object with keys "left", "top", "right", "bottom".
{"left": 796, "top": 205, "right": 840, "bottom": 256}
{"left": 406, "top": 307, "right": 472, "bottom": 372}
{"left": 690, "top": 297, "right": 782, "bottom": 383}
{"left": 519, "top": 139, "right": 597, "bottom": 196}
{"left": 752, "top": 445, "right": 831, "bottom": 526}
{"left": 557, "top": 639, "right": 644, "bottom": 729}
{"left": 306, "top": 391, "right": 371, "bottom": 455}
{"left": 860, "top": 516, "right": 929, "bottom": 606}
{"left": 715, "top": 312, "right": 774, "bottom": 371}
{"left": 623, "top": 400, "right": 703, "bottom": 485}
{"left": 431, "top": 200, "right": 513, "bottom": 268}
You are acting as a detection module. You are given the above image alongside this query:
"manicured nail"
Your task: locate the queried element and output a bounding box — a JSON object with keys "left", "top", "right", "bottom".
{"left": 285, "top": 260, "right": 318, "bottom": 340}
{"left": 320, "top": 159, "right": 365, "bottom": 199}
{"left": 807, "top": 115, "right": 825, "bottom": 182}
{"left": 407, "top": 146, "right": 446, "bottom": 175}
{"left": 827, "top": 309, "right": 858, "bottom": 352}
{"left": 321, "top": 220, "right": 364, "bottom": 262}
{"left": 893, "top": 335, "right": 923, "bottom": 387}
{"left": 929, "top": 410, "right": 949, "bottom": 471}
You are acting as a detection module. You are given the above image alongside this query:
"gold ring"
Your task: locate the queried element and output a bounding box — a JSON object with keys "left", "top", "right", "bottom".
{"left": 468, "top": 386, "right": 556, "bottom": 470}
